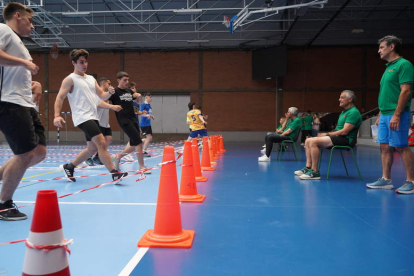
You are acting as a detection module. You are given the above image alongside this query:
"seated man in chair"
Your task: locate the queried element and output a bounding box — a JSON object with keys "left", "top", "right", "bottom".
{"left": 294, "top": 90, "right": 362, "bottom": 179}
{"left": 259, "top": 107, "right": 302, "bottom": 162}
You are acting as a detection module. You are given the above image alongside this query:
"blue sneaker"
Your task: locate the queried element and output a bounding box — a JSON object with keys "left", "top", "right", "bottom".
{"left": 396, "top": 181, "right": 414, "bottom": 194}
{"left": 294, "top": 166, "right": 311, "bottom": 176}
{"left": 299, "top": 169, "right": 321, "bottom": 180}
{"left": 366, "top": 178, "right": 394, "bottom": 189}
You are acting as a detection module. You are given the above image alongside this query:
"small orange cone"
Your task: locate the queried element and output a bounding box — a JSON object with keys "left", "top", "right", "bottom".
{"left": 192, "top": 139, "right": 207, "bottom": 182}
{"left": 201, "top": 137, "right": 215, "bottom": 171}
{"left": 179, "top": 141, "right": 206, "bottom": 203}
{"left": 138, "top": 146, "right": 195, "bottom": 248}
{"left": 22, "top": 190, "right": 71, "bottom": 276}
{"left": 219, "top": 135, "right": 226, "bottom": 153}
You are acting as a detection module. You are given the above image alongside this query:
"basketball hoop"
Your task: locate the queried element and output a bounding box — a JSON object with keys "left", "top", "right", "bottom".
{"left": 223, "top": 16, "right": 230, "bottom": 28}
{"left": 50, "top": 45, "right": 59, "bottom": 60}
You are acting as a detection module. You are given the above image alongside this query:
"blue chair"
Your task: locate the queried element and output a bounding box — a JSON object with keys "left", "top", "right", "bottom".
{"left": 277, "top": 130, "right": 301, "bottom": 161}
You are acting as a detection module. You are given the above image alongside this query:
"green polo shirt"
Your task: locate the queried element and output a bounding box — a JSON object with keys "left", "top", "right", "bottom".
{"left": 304, "top": 114, "right": 313, "bottom": 130}
{"left": 286, "top": 117, "right": 302, "bottom": 140}
{"left": 335, "top": 105, "right": 362, "bottom": 146}
{"left": 379, "top": 57, "right": 413, "bottom": 115}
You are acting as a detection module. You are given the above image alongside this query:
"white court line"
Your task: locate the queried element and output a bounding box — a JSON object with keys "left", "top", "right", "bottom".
{"left": 118, "top": 247, "right": 149, "bottom": 276}
{"left": 14, "top": 201, "right": 156, "bottom": 206}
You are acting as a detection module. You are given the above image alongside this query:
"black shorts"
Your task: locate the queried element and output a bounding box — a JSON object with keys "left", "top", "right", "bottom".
{"left": 0, "top": 102, "right": 46, "bottom": 155}
{"left": 78, "top": 120, "right": 102, "bottom": 141}
{"left": 141, "top": 126, "right": 153, "bottom": 136}
{"left": 122, "top": 123, "right": 142, "bottom": 146}
{"left": 99, "top": 126, "right": 112, "bottom": 137}
{"left": 329, "top": 135, "right": 351, "bottom": 147}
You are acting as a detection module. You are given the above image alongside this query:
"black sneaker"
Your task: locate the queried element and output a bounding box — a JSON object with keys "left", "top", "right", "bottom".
{"left": 92, "top": 156, "right": 103, "bottom": 165}
{"left": 0, "top": 200, "right": 27, "bottom": 221}
{"left": 59, "top": 164, "right": 76, "bottom": 182}
{"left": 143, "top": 152, "right": 152, "bottom": 157}
{"left": 112, "top": 171, "right": 128, "bottom": 184}
{"left": 85, "top": 158, "right": 95, "bottom": 166}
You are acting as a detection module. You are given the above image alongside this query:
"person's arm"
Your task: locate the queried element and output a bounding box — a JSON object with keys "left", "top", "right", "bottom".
{"left": 281, "top": 128, "right": 293, "bottom": 136}
{"left": 0, "top": 49, "right": 39, "bottom": 75}
{"left": 322, "top": 123, "right": 355, "bottom": 137}
{"left": 98, "top": 100, "right": 122, "bottom": 112}
{"left": 389, "top": 83, "right": 412, "bottom": 131}
{"left": 95, "top": 81, "right": 114, "bottom": 100}
{"left": 31, "top": 81, "right": 42, "bottom": 106}
{"left": 53, "top": 77, "right": 73, "bottom": 127}
{"left": 198, "top": 114, "right": 207, "bottom": 124}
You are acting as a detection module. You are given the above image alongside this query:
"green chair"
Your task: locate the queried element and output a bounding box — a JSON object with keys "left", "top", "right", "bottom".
{"left": 318, "top": 144, "right": 362, "bottom": 180}
{"left": 277, "top": 130, "right": 301, "bottom": 161}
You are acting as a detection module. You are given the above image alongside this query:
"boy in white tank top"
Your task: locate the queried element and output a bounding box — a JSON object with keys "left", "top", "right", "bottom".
{"left": 53, "top": 49, "right": 127, "bottom": 183}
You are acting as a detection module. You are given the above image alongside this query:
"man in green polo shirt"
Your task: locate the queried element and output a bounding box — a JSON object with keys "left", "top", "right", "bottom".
{"left": 301, "top": 110, "right": 313, "bottom": 146}
{"left": 366, "top": 35, "right": 414, "bottom": 194}
{"left": 294, "top": 90, "right": 362, "bottom": 180}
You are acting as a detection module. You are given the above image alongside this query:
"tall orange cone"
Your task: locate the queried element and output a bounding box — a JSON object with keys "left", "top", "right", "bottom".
{"left": 192, "top": 139, "right": 207, "bottom": 182}
{"left": 138, "top": 146, "right": 195, "bottom": 248}
{"left": 22, "top": 190, "right": 71, "bottom": 276}
{"left": 179, "top": 141, "right": 206, "bottom": 203}
{"left": 214, "top": 135, "right": 222, "bottom": 156}
{"left": 211, "top": 136, "right": 219, "bottom": 160}
{"left": 201, "top": 137, "right": 215, "bottom": 171}
{"left": 219, "top": 135, "right": 226, "bottom": 153}
{"left": 208, "top": 138, "right": 217, "bottom": 165}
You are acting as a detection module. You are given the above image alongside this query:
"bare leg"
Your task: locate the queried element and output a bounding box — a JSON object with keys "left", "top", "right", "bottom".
{"left": 116, "top": 142, "right": 136, "bottom": 159}
{"left": 136, "top": 144, "right": 145, "bottom": 168}
{"left": 305, "top": 138, "right": 313, "bottom": 168}
{"left": 308, "top": 137, "right": 333, "bottom": 172}
{"left": 380, "top": 143, "right": 393, "bottom": 179}
{"left": 396, "top": 147, "right": 414, "bottom": 181}
{"left": 71, "top": 143, "right": 98, "bottom": 166}
{"left": 143, "top": 134, "right": 152, "bottom": 152}
{"left": 0, "top": 145, "right": 46, "bottom": 201}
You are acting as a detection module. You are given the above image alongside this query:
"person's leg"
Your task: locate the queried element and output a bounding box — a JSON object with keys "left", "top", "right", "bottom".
{"left": 91, "top": 134, "right": 114, "bottom": 172}
{"left": 116, "top": 142, "right": 136, "bottom": 159}
{"left": 136, "top": 143, "right": 145, "bottom": 168}
{"left": 143, "top": 134, "right": 152, "bottom": 152}
{"left": 309, "top": 136, "right": 333, "bottom": 172}
{"left": 380, "top": 143, "right": 393, "bottom": 179}
{"left": 304, "top": 137, "right": 314, "bottom": 168}
{"left": 265, "top": 135, "right": 288, "bottom": 157}
{"left": 70, "top": 142, "right": 98, "bottom": 166}
{"left": 397, "top": 147, "right": 414, "bottom": 181}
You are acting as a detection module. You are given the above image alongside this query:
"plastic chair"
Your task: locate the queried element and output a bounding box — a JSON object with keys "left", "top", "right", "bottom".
{"left": 318, "top": 144, "right": 362, "bottom": 180}
{"left": 277, "top": 130, "right": 301, "bottom": 161}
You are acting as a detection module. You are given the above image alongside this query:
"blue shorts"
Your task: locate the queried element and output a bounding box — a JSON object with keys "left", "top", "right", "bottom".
{"left": 377, "top": 110, "right": 410, "bottom": 147}
{"left": 189, "top": 129, "right": 208, "bottom": 138}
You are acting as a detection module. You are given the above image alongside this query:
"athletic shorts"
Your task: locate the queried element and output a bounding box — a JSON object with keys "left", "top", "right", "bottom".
{"left": 141, "top": 126, "right": 153, "bottom": 136}
{"left": 377, "top": 110, "right": 410, "bottom": 147}
{"left": 0, "top": 102, "right": 46, "bottom": 155}
{"left": 189, "top": 129, "right": 208, "bottom": 138}
{"left": 122, "top": 123, "right": 142, "bottom": 146}
{"left": 99, "top": 126, "right": 112, "bottom": 137}
{"left": 329, "top": 135, "right": 351, "bottom": 147}
{"left": 78, "top": 120, "right": 102, "bottom": 141}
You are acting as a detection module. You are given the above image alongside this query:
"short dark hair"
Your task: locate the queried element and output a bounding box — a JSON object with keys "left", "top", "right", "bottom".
{"left": 378, "top": 35, "right": 402, "bottom": 54}
{"left": 99, "top": 77, "right": 109, "bottom": 86}
{"left": 129, "top": 82, "right": 137, "bottom": 88}
{"left": 188, "top": 102, "right": 195, "bottom": 111}
{"left": 116, "top": 71, "right": 129, "bottom": 80}
{"left": 196, "top": 104, "right": 202, "bottom": 110}
{"left": 3, "top": 2, "right": 33, "bottom": 22}
{"left": 70, "top": 49, "right": 89, "bottom": 63}
{"left": 144, "top": 92, "right": 152, "bottom": 98}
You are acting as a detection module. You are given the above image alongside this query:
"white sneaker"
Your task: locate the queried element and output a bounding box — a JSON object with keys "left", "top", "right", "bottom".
{"left": 140, "top": 166, "right": 152, "bottom": 174}
{"left": 300, "top": 143, "right": 305, "bottom": 146}
{"left": 262, "top": 144, "right": 266, "bottom": 148}
{"left": 260, "top": 148, "right": 266, "bottom": 154}
{"left": 122, "top": 154, "right": 134, "bottom": 162}
{"left": 111, "top": 154, "right": 120, "bottom": 171}
{"left": 258, "top": 155, "right": 271, "bottom": 162}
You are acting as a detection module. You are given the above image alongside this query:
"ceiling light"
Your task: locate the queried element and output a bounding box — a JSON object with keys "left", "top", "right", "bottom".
{"left": 62, "top": 12, "right": 91, "bottom": 17}
{"left": 351, "top": 29, "right": 364, "bottom": 34}
{"left": 187, "top": 40, "right": 210, "bottom": 44}
{"left": 104, "top": 41, "right": 126, "bottom": 45}
{"left": 174, "top": 9, "right": 203, "bottom": 15}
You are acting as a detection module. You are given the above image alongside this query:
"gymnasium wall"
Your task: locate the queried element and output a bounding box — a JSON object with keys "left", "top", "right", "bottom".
{"left": 27, "top": 45, "right": 414, "bottom": 140}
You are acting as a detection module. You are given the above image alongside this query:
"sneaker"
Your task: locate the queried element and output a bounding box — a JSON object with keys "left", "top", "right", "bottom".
{"left": 140, "top": 166, "right": 152, "bottom": 174}
{"left": 294, "top": 166, "right": 311, "bottom": 176}
{"left": 366, "top": 178, "right": 394, "bottom": 189}
{"left": 262, "top": 144, "right": 266, "bottom": 148}
{"left": 0, "top": 200, "right": 27, "bottom": 221}
{"left": 300, "top": 143, "right": 305, "bottom": 146}
{"left": 85, "top": 158, "right": 95, "bottom": 166}
{"left": 92, "top": 156, "right": 103, "bottom": 165}
{"left": 396, "top": 181, "right": 414, "bottom": 194}
{"left": 143, "top": 151, "right": 152, "bottom": 157}
{"left": 112, "top": 171, "right": 128, "bottom": 184}
{"left": 260, "top": 148, "right": 266, "bottom": 154}
{"left": 111, "top": 154, "right": 120, "bottom": 171}
{"left": 258, "top": 155, "right": 271, "bottom": 162}
{"left": 299, "top": 169, "right": 321, "bottom": 180}
{"left": 122, "top": 154, "right": 134, "bottom": 162}
{"left": 59, "top": 164, "right": 76, "bottom": 182}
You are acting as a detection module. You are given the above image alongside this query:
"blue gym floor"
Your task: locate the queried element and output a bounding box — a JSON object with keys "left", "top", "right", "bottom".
{"left": 1, "top": 141, "right": 414, "bottom": 276}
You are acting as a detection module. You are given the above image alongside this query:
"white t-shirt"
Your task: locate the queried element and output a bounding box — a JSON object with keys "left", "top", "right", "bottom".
{"left": 97, "top": 100, "right": 110, "bottom": 128}
{"left": 0, "top": 24, "right": 34, "bottom": 108}
{"left": 67, "top": 73, "right": 99, "bottom": 126}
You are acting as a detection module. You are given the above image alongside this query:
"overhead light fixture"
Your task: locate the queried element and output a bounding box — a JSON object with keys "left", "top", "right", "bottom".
{"left": 174, "top": 9, "right": 203, "bottom": 15}
{"left": 104, "top": 41, "right": 126, "bottom": 45}
{"left": 62, "top": 12, "right": 91, "bottom": 17}
{"left": 351, "top": 29, "right": 364, "bottom": 34}
{"left": 187, "top": 40, "right": 209, "bottom": 44}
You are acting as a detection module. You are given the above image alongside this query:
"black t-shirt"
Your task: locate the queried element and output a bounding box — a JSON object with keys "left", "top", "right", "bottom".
{"left": 109, "top": 87, "right": 136, "bottom": 125}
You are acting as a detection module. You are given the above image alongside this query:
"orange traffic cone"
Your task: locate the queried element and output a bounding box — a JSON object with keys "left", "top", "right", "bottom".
{"left": 192, "top": 139, "right": 207, "bottom": 182}
{"left": 219, "top": 135, "right": 226, "bottom": 153}
{"left": 138, "top": 146, "right": 195, "bottom": 248}
{"left": 201, "top": 137, "right": 215, "bottom": 171}
{"left": 209, "top": 138, "right": 218, "bottom": 162}
{"left": 214, "top": 135, "right": 222, "bottom": 156}
{"left": 22, "top": 190, "right": 71, "bottom": 276}
{"left": 179, "top": 141, "right": 206, "bottom": 203}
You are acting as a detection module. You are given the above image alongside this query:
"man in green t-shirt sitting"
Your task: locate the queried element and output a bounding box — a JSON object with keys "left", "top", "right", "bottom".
{"left": 259, "top": 107, "right": 302, "bottom": 162}
{"left": 294, "top": 90, "right": 362, "bottom": 180}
